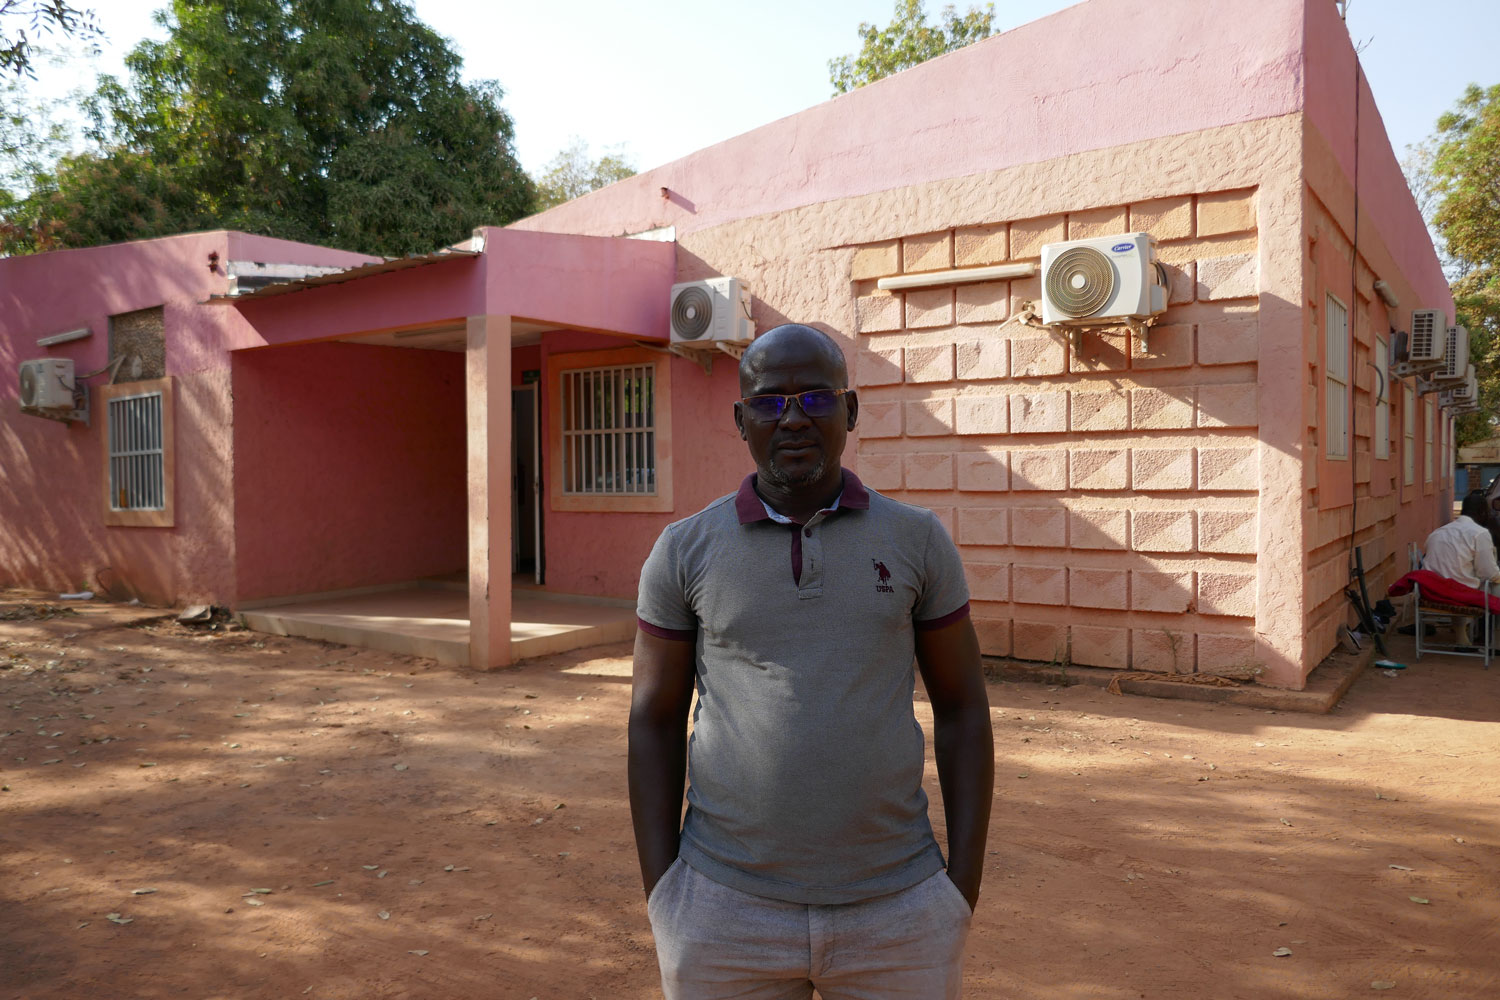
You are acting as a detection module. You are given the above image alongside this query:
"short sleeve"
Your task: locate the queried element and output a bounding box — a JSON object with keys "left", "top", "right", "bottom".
{"left": 913, "top": 512, "right": 970, "bottom": 628}
{"left": 636, "top": 525, "right": 698, "bottom": 640}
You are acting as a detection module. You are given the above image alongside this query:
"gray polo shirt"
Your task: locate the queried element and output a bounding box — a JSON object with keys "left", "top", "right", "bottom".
{"left": 636, "top": 469, "right": 970, "bottom": 904}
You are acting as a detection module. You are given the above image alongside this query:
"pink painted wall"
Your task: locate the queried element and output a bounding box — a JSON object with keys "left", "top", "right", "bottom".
{"left": 534, "top": 330, "right": 745, "bottom": 598}
{"left": 229, "top": 229, "right": 673, "bottom": 349}
{"left": 231, "top": 342, "right": 467, "bottom": 601}
{"left": 0, "top": 233, "right": 371, "bottom": 603}
{"left": 231, "top": 257, "right": 482, "bottom": 349}
{"left": 1296, "top": 0, "right": 1457, "bottom": 668}
{"left": 1301, "top": 0, "right": 1452, "bottom": 319}
{"left": 478, "top": 228, "right": 674, "bottom": 339}
{"left": 514, "top": 0, "right": 1307, "bottom": 241}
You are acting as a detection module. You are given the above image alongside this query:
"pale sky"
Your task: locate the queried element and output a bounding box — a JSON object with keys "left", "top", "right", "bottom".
{"left": 21, "top": 0, "right": 1500, "bottom": 177}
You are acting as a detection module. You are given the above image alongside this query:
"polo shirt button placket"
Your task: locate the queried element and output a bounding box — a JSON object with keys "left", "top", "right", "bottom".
{"left": 798, "top": 518, "right": 824, "bottom": 599}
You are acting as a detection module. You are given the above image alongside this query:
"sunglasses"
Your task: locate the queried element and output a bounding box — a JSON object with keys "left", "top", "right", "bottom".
{"left": 739, "top": 388, "right": 851, "bottom": 421}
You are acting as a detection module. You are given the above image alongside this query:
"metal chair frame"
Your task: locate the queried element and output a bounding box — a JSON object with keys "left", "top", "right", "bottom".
{"left": 1413, "top": 577, "right": 1492, "bottom": 668}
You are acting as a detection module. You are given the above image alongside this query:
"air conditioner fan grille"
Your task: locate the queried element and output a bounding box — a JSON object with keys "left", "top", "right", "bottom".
{"left": 672, "top": 286, "right": 714, "bottom": 340}
{"left": 1046, "top": 246, "right": 1115, "bottom": 318}
{"left": 19, "top": 364, "right": 38, "bottom": 407}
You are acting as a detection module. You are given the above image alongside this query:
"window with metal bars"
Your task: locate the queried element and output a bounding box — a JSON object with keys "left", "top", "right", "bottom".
{"left": 559, "top": 364, "right": 656, "bottom": 496}
{"left": 108, "top": 391, "right": 166, "bottom": 510}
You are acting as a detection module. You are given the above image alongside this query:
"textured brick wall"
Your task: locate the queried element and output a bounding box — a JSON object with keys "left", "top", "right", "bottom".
{"left": 853, "top": 189, "right": 1261, "bottom": 675}
{"left": 1300, "top": 186, "right": 1445, "bottom": 665}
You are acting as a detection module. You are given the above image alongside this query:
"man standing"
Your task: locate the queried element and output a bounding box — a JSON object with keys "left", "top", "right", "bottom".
{"left": 630, "top": 324, "right": 994, "bottom": 999}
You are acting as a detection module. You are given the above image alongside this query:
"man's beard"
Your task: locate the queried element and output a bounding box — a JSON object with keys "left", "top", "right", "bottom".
{"left": 762, "top": 454, "right": 828, "bottom": 489}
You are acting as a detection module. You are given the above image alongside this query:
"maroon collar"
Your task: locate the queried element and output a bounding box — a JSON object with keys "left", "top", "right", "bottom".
{"left": 734, "top": 468, "right": 871, "bottom": 525}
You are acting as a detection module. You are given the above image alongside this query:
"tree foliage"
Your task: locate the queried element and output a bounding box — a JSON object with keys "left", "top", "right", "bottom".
{"left": 1427, "top": 83, "right": 1500, "bottom": 447}
{"left": 0, "top": 0, "right": 98, "bottom": 78}
{"left": 829, "top": 0, "right": 995, "bottom": 96}
{"left": 1, "top": 69, "right": 68, "bottom": 190}
{"left": 531, "top": 136, "right": 635, "bottom": 213}
{"left": 2, "top": 0, "right": 532, "bottom": 257}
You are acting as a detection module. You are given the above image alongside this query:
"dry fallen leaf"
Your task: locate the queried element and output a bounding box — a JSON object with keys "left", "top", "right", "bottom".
{"left": 409, "top": 949, "right": 429, "bottom": 956}
{"left": 1272, "top": 947, "right": 1292, "bottom": 957}
{"left": 130, "top": 888, "right": 156, "bottom": 895}
{"left": 378, "top": 910, "right": 390, "bottom": 920}
{"left": 1389, "top": 865, "right": 1413, "bottom": 871}
{"left": 1409, "top": 896, "right": 1430, "bottom": 905}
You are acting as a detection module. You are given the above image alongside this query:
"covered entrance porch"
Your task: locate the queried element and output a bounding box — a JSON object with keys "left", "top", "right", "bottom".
{"left": 223, "top": 227, "right": 674, "bottom": 667}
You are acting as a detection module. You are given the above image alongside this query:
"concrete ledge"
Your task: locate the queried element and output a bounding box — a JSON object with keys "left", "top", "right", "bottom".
{"left": 237, "top": 581, "right": 417, "bottom": 611}
{"left": 984, "top": 644, "right": 1373, "bottom": 714}
{"left": 240, "top": 608, "right": 469, "bottom": 665}
{"left": 512, "top": 617, "right": 636, "bottom": 659}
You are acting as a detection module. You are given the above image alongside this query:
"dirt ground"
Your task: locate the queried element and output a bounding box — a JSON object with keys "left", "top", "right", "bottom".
{"left": 2, "top": 594, "right": 1497, "bottom": 1000}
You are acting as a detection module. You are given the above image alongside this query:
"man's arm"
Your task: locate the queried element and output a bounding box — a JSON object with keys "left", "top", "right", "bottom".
{"left": 628, "top": 629, "right": 697, "bottom": 896}
{"left": 915, "top": 616, "right": 994, "bottom": 913}
{"left": 1475, "top": 530, "right": 1500, "bottom": 585}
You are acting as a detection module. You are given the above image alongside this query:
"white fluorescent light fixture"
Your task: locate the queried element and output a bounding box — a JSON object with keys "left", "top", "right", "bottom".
{"left": 876, "top": 262, "right": 1036, "bottom": 292}
{"left": 36, "top": 326, "right": 91, "bottom": 347}
{"left": 1373, "top": 280, "right": 1399, "bottom": 310}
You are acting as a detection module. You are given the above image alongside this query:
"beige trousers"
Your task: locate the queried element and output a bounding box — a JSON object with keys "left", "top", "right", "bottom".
{"left": 647, "top": 859, "right": 972, "bottom": 1000}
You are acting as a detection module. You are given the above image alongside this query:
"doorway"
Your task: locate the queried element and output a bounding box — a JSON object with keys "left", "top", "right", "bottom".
{"left": 512, "top": 384, "right": 543, "bottom": 583}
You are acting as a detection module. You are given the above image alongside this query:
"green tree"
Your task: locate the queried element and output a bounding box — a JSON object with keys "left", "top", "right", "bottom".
{"left": 3, "top": 0, "right": 532, "bottom": 257}
{"left": 1, "top": 1, "right": 99, "bottom": 78}
{"left": 1, "top": 71, "right": 68, "bottom": 191}
{"left": 531, "top": 136, "right": 636, "bottom": 212}
{"left": 1427, "top": 83, "right": 1500, "bottom": 447}
{"left": 829, "top": 0, "right": 995, "bottom": 96}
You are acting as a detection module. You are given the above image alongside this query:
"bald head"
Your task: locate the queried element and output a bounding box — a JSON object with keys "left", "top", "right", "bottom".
{"left": 739, "top": 324, "right": 848, "bottom": 394}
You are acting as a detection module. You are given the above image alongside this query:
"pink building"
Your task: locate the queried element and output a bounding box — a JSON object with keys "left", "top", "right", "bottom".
{"left": 0, "top": 0, "right": 1452, "bottom": 688}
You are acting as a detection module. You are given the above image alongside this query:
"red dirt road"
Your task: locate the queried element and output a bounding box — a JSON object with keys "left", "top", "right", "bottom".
{"left": 2, "top": 595, "right": 1497, "bottom": 999}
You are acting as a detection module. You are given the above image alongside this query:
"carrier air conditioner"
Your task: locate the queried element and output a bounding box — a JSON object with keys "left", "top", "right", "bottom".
{"left": 19, "top": 358, "right": 76, "bottom": 411}
{"left": 1040, "top": 233, "right": 1168, "bottom": 331}
{"left": 1397, "top": 309, "right": 1448, "bottom": 376}
{"left": 669, "top": 277, "right": 754, "bottom": 347}
{"left": 1433, "top": 325, "right": 1470, "bottom": 384}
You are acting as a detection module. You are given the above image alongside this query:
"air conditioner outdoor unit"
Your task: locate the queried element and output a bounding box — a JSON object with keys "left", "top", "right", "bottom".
{"left": 669, "top": 277, "right": 753, "bottom": 347}
{"left": 1433, "top": 325, "right": 1470, "bottom": 383}
{"left": 1040, "top": 233, "right": 1168, "bottom": 330}
{"left": 1452, "top": 365, "right": 1478, "bottom": 402}
{"left": 1403, "top": 309, "right": 1448, "bottom": 371}
{"left": 19, "top": 358, "right": 76, "bottom": 411}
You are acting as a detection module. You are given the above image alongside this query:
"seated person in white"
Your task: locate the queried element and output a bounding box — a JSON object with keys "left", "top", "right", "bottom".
{"left": 1423, "top": 492, "right": 1500, "bottom": 592}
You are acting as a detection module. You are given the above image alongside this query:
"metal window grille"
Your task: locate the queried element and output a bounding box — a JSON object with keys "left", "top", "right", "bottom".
{"left": 108, "top": 392, "right": 165, "bottom": 510}
{"left": 560, "top": 364, "right": 656, "bottom": 495}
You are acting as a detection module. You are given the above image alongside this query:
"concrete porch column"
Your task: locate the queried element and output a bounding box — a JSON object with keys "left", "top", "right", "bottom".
{"left": 466, "top": 314, "right": 513, "bottom": 669}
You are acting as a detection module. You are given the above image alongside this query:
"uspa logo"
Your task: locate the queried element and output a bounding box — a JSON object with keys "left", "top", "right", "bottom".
{"left": 1111, "top": 242, "right": 1135, "bottom": 253}
{"left": 873, "top": 559, "right": 895, "bottom": 594}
